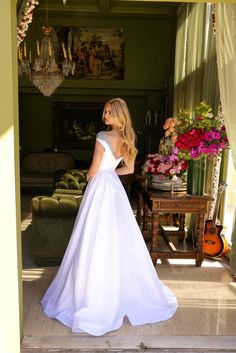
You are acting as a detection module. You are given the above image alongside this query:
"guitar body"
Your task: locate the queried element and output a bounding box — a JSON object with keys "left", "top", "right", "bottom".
{"left": 203, "top": 220, "right": 229, "bottom": 257}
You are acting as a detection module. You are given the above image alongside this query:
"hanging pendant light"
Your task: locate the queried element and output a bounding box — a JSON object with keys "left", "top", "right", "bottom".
{"left": 18, "top": 0, "right": 75, "bottom": 96}
{"left": 31, "top": 29, "right": 64, "bottom": 96}
{"left": 30, "top": 0, "right": 64, "bottom": 96}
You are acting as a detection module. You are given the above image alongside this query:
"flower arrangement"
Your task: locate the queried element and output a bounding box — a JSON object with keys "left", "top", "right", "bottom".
{"left": 143, "top": 143, "right": 188, "bottom": 178}
{"left": 163, "top": 101, "right": 228, "bottom": 160}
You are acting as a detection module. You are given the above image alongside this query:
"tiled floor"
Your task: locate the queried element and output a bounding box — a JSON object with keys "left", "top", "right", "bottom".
{"left": 20, "top": 194, "right": 236, "bottom": 352}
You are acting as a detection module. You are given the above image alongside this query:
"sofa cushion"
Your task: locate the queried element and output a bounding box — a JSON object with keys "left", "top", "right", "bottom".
{"left": 31, "top": 195, "right": 81, "bottom": 217}
{"left": 55, "top": 169, "right": 87, "bottom": 192}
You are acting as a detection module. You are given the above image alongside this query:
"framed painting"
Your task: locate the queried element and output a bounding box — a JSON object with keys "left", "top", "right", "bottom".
{"left": 55, "top": 27, "right": 125, "bottom": 80}
{"left": 53, "top": 102, "right": 104, "bottom": 149}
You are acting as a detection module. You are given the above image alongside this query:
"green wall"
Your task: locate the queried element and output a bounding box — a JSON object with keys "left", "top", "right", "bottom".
{"left": 19, "top": 14, "right": 176, "bottom": 161}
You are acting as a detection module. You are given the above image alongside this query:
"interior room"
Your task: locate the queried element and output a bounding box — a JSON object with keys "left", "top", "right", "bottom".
{"left": 1, "top": 1, "right": 236, "bottom": 353}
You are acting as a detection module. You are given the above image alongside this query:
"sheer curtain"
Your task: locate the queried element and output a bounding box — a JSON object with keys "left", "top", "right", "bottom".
{"left": 215, "top": 4, "right": 236, "bottom": 168}
{"left": 173, "top": 3, "right": 220, "bottom": 216}
{"left": 173, "top": 4, "right": 189, "bottom": 115}
{"left": 215, "top": 4, "right": 236, "bottom": 276}
{"left": 173, "top": 3, "right": 219, "bottom": 115}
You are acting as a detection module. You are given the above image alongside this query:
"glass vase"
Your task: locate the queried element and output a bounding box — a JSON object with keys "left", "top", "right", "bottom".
{"left": 151, "top": 174, "right": 183, "bottom": 190}
{"left": 187, "top": 158, "right": 206, "bottom": 195}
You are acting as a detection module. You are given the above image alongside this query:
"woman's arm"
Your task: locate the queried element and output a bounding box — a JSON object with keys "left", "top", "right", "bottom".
{"left": 116, "top": 161, "right": 134, "bottom": 176}
{"left": 87, "top": 140, "right": 104, "bottom": 181}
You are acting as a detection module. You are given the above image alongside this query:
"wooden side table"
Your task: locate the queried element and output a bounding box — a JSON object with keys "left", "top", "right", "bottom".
{"left": 134, "top": 180, "right": 213, "bottom": 267}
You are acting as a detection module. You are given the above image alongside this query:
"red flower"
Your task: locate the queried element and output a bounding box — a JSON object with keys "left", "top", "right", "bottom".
{"left": 175, "top": 129, "right": 205, "bottom": 151}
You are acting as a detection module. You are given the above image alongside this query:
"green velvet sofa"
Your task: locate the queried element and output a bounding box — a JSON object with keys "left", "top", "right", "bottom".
{"left": 29, "top": 168, "right": 135, "bottom": 266}
{"left": 30, "top": 169, "right": 88, "bottom": 266}
{"left": 31, "top": 195, "right": 83, "bottom": 266}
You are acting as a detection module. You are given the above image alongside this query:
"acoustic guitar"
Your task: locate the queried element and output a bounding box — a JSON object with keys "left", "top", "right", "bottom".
{"left": 203, "top": 182, "right": 229, "bottom": 257}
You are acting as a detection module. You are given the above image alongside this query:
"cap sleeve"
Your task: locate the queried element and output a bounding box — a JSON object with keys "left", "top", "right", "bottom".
{"left": 96, "top": 131, "right": 108, "bottom": 149}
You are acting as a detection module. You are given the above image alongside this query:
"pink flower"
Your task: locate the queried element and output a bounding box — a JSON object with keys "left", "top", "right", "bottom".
{"left": 205, "top": 130, "right": 221, "bottom": 140}
{"left": 143, "top": 151, "right": 188, "bottom": 176}
{"left": 204, "top": 131, "right": 214, "bottom": 141}
{"left": 170, "top": 154, "right": 178, "bottom": 162}
{"left": 212, "top": 131, "right": 221, "bottom": 140}
{"left": 219, "top": 141, "right": 227, "bottom": 149}
{"left": 172, "top": 147, "right": 179, "bottom": 154}
{"left": 205, "top": 144, "right": 219, "bottom": 154}
{"left": 190, "top": 148, "right": 200, "bottom": 159}
{"left": 158, "top": 174, "right": 166, "bottom": 180}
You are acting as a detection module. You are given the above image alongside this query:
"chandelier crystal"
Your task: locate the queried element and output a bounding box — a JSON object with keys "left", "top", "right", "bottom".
{"left": 31, "top": 26, "right": 64, "bottom": 96}
{"left": 18, "top": 0, "right": 74, "bottom": 96}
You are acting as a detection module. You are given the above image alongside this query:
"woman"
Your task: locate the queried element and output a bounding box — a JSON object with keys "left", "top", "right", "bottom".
{"left": 41, "top": 98, "right": 178, "bottom": 336}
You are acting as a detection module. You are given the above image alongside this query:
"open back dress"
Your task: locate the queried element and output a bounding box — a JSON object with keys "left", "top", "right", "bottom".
{"left": 41, "top": 131, "right": 178, "bottom": 336}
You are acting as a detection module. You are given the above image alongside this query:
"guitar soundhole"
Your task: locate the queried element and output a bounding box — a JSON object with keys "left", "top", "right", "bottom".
{"left": 209, "top": 227, "right": 216, "bottom": 234}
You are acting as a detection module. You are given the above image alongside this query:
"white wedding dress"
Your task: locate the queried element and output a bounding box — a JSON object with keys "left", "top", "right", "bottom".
{"left": 41, "top": 131, "right": 178, "bottom": 336}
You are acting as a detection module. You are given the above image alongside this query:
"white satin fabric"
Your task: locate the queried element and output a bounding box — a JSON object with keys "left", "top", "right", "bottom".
{"left": 41, "top": 131, "right": 178, "bottom": 336}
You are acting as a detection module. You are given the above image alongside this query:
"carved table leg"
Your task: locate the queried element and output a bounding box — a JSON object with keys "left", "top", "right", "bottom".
{"left": 167, "top": 213, "right": 172, "bottom": 225}
{"left": 136, "top": 193, "right": 142, "bottom": 227}
{"left": 195, "top": 212, "right": 205, "bottom": 267}
{"left": 142, "top": 202, "right": 150, "bottom": 241}
{"left": 178, "top": 213, "right": 186, "bottom": 243}
{"left": 150, "top": 212, "right": 160, "bottom": 265}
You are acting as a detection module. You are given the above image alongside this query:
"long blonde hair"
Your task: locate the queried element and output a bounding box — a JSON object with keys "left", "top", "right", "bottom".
{"left": 103, "top": 98, "right": 138, "bottom": 163}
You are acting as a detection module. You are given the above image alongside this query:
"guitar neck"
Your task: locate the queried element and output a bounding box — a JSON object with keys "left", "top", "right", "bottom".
{"left": 211, "top": 198, "right": 221, "bottom": 227}
{"left": 210, "top": 183, "right": 226, "bottom": 227}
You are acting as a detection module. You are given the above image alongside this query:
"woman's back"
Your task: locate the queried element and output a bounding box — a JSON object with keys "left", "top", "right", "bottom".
{"left": 96, "top": 131, "right": 123, "bottom": 171}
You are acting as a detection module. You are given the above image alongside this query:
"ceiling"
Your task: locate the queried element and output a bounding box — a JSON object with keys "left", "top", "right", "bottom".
{"left": 18, "top": 0, "right": 179, "bottom": 20}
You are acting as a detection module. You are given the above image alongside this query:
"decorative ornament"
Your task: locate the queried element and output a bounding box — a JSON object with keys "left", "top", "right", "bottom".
{"left": 17, "top": 0, "right": 39, "bottom": 47}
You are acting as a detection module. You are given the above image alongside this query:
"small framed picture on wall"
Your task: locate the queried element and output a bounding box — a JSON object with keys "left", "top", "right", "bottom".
{"left": 53, "top": 102, "right": 104, "bottom": 149}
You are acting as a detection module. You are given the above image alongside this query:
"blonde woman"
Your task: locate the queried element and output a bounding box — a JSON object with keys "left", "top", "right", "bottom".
{"left": 87, "top": 97, "right": 137, "bottom": 180}
{"left": 41, "top": 98, "right": 178, "bottom": 336}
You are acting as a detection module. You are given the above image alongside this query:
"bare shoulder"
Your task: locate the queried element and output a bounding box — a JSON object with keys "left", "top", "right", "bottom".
{"left": 103, "top": 130, "right": 114, "bottom": 137}
{"left": 97, "top": 130, "right": 113, "bottom": 139}
{"left": 105, "top": 130, "right": 121, "bottom": 140}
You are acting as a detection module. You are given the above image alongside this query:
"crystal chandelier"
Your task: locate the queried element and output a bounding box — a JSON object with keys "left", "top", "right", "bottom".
{"left": 18, "top": 0, "right": 75, "bottom": 96}
{"left": 31, "top": 24, "right": 64, "bottom": 96}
